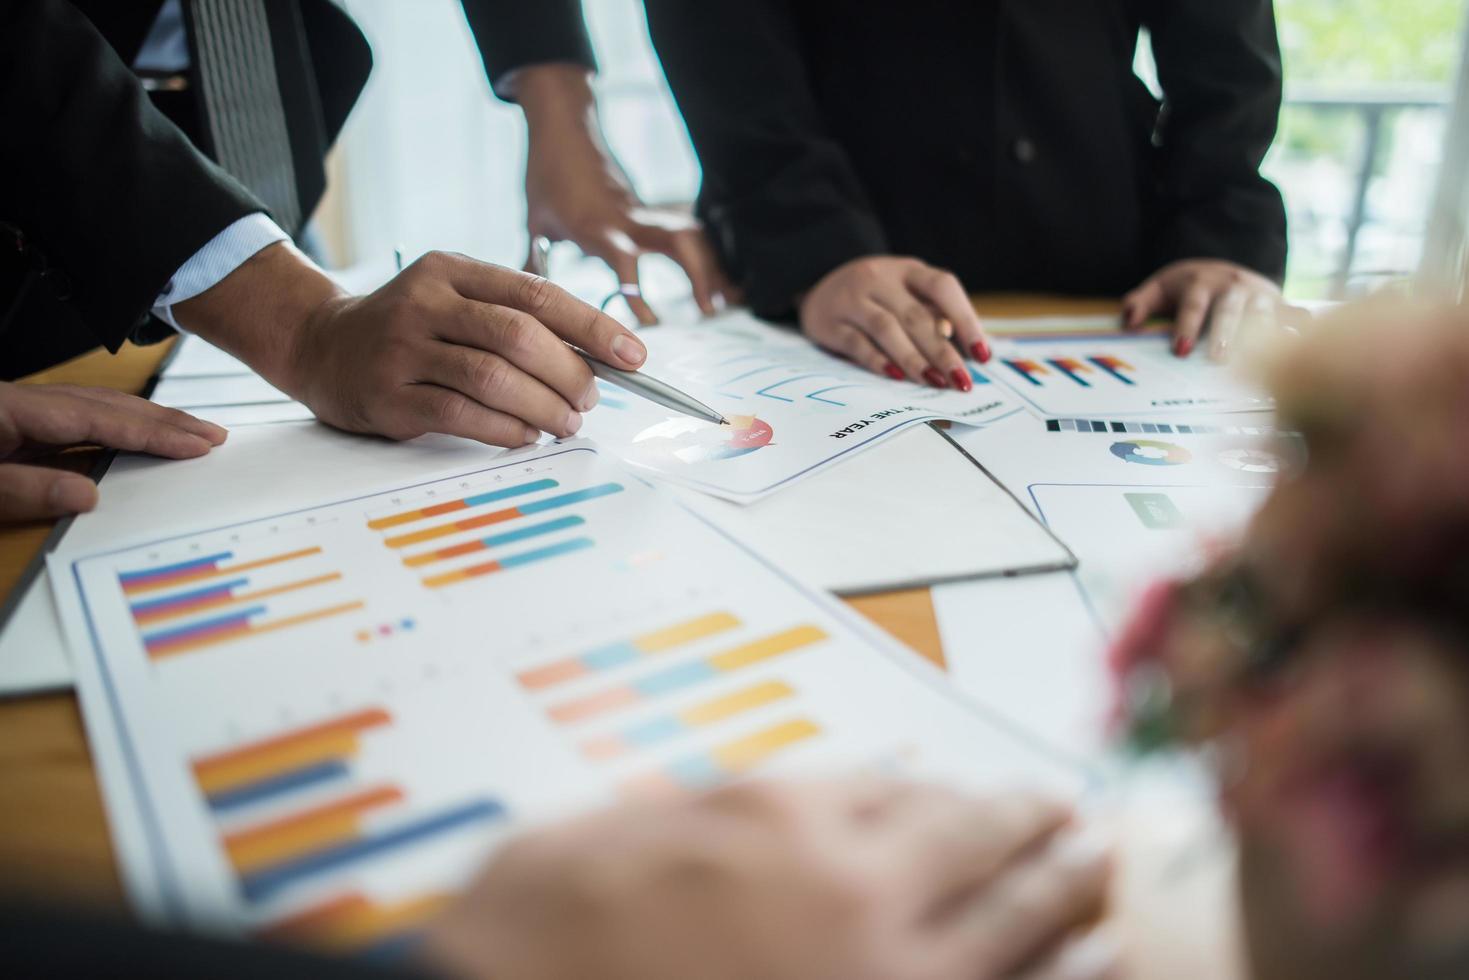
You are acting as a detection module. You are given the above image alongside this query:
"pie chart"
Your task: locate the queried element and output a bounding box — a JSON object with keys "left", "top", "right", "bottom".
{"left": 1109, "top": 439, "right": 1192, "bottom": 466}
{"left": 631, "top": 415, "right": 774, "bottom": 465}
{"left": 1217, "top": 448, "right": 1281, "bottom": 474}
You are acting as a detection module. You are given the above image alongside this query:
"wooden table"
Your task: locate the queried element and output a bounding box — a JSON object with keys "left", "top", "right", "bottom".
{"left": 0, "top": 295, "right": 1121, "bottom": 912}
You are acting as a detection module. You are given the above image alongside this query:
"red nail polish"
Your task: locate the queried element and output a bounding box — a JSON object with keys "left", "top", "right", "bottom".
{"left": 950, "top": 368, "right": 973, "bottom": 392}
{"left": 922, "top": 368, "right": 948, "bottom": 389}
{"left": 1174, "top": 337, "right": 1194, "bottom": 357}
{"left": 883, "top": 362, "right": 905, "bottom": 381}
{"left": 971, "top": 341, "right": 992, "bottom": 363}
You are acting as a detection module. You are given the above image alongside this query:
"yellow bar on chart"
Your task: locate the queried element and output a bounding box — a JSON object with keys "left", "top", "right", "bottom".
{"left": 638, "top": 612, "right": 741, "bottom": 652}
{"left": 224, "top": 786, "right": 405, "bottom": 873}
{"left": 681, "top": 680, "right": 795, "bottom": 726}
{"left": 195, "top": 731, "right": 362, "bottom": 796}
{"left": 712, "top": 719, "right": 822, "bottom": 772}
{"left": 708, "top": 625, "right": 828, "bottom": 672}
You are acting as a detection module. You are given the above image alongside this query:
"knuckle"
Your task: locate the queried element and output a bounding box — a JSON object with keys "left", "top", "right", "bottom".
{"left": 496, "top": 312, "right": 542, "bottom": 357}
{"left": 430, "top": 394, "right": 469, "bottom": 433}
{"left": 472, "top": 355, "right": 514, "bottom": 396}
{"left": 514, "top": 272, "right": 558, "bottom": 314}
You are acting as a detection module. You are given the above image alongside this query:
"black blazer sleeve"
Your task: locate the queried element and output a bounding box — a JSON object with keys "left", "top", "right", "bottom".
{"left": 459, "top": 0, "right": 597, "bottom": 100}
{"left": 1141, "top": 0, "right": 1289, "bottom": 282}
{"left": 0, "top": 0, "right": 263, "bottom": 377}
{"left": 645, "top": 0, "right": 889, "bottom": 319}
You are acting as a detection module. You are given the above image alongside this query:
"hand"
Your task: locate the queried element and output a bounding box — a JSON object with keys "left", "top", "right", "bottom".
{"left": 422, "top": 779, "right": 1115, "bottom": 980}
{"left": 798, "top": 256, "right": 991, "bottom": 391}
{"left": 1121, "top": 260, "right": 1285, "bottom": 360}
{"left": 175, "top": 245, "right": 647, "bottom": 449}
{"left": 0, "top": 382, "right": 225, "bottom": 523}
{"left": 515, "top": 64, "right": 734, "bottom": 324}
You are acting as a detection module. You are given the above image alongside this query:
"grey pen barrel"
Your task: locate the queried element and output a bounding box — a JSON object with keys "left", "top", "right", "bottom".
{"left": 574, "top": 350, "right": 727, "bottom": 426}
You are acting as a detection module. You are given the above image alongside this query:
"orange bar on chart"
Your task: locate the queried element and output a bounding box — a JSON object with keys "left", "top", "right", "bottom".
{"left": 121, "top": 547, "right": 323, "bottom": 597}
{"left": 224, "top": 786, "right": 405, "bottom": 873}
{"left": 193, "top": 708, "right": 391, "bottom": 795}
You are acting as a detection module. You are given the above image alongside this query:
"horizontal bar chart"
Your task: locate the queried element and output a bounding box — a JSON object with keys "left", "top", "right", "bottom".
{"left": 581, "top": 680, "right": 795, "bottom": 761}
{"left": 517, "top": 611, "right": 742, "bottom": 690}
{"left": 633, "top": 719, "right": 822, "bottom": 793}
{"left": 143, "top": 600, "right": 365, "bottom": 659}
{"left": 1087, "top": 355, "right": 1136, "bottom": 385}
{"left": 402, "top": 515, "right": 585, "bottom": 569}
{"left": 130, "top": 573, "right": 344, "bottom": 626}
{"left": 240, "top": 798, "right": 505, "bottom": 903}
{"left": 1002, "top": 359, "right": 1049, "bottom": 386}
{"left": 367, "top": 479, "right": 559, "bottom": 531}
{"left": 259, "top": 890, "right": 451, "bottom": 954}
{"left": 193, "top": 708, "right": 391, "bottom": 808}
{"left": 546, "top": 625, "right": 828, "bottom": 724}
{"left": 420, "top": 537, "right": 595, "bottom": 589}
{"left": 382, "top": 484, "right": 624, "bottom": 550}
{"left": 119, "top": 547, "right": 323, "bottom": 597}
{"left": 224, "top": 786, "right": 406, "bottom": 874}
{"left": 1047, "top": 358, "right": 1094, "bottom": 387}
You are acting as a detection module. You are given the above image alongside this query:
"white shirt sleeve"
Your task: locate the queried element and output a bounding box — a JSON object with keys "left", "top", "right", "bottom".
{"left": 152, "top": 213, "right": 290, "bottom": 330}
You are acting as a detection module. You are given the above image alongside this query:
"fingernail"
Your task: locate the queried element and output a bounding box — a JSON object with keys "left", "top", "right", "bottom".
{"left": 612, "top": 334, "right": 647, "bottom": 366}
{"left": 922, "top": 368, "right": 948, "bottom": 389}
{"left": 50, "top": 478, "right": 98, "bottom": 514}
{"left": 971, "top": 341, "right": 992, "bottom": 363}
{"left": 1174, "top": 336, "right": 1194, "bottom": 357}
{"left": 883, "top": 362, "right": 906, "bottom": 381}
{"left": 582, "top": 384, "right": 600, "bottom": 411}
{"left": 564, "top": 411, "right": 583, "bottom": 436}
{"left": 950, "top": 368, "right": 973, "bottom": 393}
{"left": 200, "top": 421, "right": 228, "bottom": 444}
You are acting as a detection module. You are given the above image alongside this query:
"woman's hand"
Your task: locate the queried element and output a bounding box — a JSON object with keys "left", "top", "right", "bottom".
{"left": 1121, "top": 260, "right": 1285, "bottom": 360}
{"left": 798, "top": 257, "right": 991, "bottom": 391}
{"left": 424, "top": 779, "right": 1115, "bottom": 980}
{"left": 0, "top": 382, "right": 225, "bottom": 523}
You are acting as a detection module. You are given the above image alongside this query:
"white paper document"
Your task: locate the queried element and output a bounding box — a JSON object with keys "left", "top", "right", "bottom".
{"left": 984, "top": 322, "right": 1271, "bottom": 417}
{"left": 935, "top": 411, "right": 1280, "bottom": 758}
{"left": 583, "top": 312, "right": 1019, "bottom": 501}
{"left": 51, "top": 442, "right": 1082, "bottom": 944}
{"left": 671, "top": 424, "right": 1074, "bottom": 595}
{"left": 154, "top": 336, "right": 312, "bottom": 427}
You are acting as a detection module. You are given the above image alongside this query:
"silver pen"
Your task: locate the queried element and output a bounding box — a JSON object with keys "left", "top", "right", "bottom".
{"left": 530, "top": 237, "right": 727, "bottom": 427}
{"left": 574, "top": 349, "right": 728, "bottom": 426}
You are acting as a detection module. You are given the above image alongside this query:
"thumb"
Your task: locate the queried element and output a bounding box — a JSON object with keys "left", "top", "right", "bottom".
{"left": 0, "top": 464, "right": 99, "bottom": 523}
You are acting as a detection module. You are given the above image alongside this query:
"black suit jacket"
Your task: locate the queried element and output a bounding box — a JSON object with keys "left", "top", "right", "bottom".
{"left": 1, "top": 0, "right": 370, "bottom": 380}
{"left": 641, "top": 0, "right": 1288, "bottom": 319}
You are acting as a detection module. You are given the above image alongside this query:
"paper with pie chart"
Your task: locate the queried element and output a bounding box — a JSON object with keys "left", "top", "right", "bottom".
{"left": 580, "top": 312, "right": 1019, "bottom": 501}
{"left": 986, "top": 326, "right": 1272, "bottom": 417}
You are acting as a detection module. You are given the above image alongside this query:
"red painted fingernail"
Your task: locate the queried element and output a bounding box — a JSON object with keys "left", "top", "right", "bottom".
{"left": 923, "top": 368, "right": 948, "bottom": 389}
{"left": 950, "top": 368, "right": 973, "bottom": 393}
{"left": 1174, "top": 337, "right": 1194, "bottom": 357}
{"left": 883, "top": 362, "right": 905, "bottom": 381}
{"left": 971, "top": 341, "right": 992, "bottom": 363}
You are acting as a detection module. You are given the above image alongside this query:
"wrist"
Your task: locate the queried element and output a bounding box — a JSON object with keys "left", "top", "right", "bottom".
{"left": 509, "top": 63, "right": 597, "bottom": 133}
{"left": 172, "top": 241, "right": 346, "bottom": 398}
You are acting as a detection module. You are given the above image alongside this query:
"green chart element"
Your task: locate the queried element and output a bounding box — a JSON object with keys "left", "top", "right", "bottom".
{"left": 1125, "top": 492, "right": 1185, "bottom": 530}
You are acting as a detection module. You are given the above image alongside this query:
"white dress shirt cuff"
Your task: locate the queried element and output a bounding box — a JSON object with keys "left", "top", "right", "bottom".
{"left": 152, "top": 213, "right": 290, "bottom": 331}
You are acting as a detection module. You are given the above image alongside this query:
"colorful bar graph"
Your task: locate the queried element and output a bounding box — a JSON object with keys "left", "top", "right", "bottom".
{"left": 119, "top": 547, "right": 323, "bottom": 597}
{"left": 130, "top": 573, "right": 343, "bottom": 626}
{"left": 1087, "top": 355, "right": 1137, "bottom": 385}
{"left": 1002, "top": 359, "right": 1050, "bottom": 386}
{"left": 259, "top": 891, "right": 452, "bottom": 953}
{"left": 546, "top": 625, "right": 828, "bottom": 724}
{"left": 517, "top": 612, "right": 743, "bottom": 690}
{"left": 966, "top": 366, "right": 992, "bottom": 386}
{"left": 402, "top": 515, "right": 584, "bottom": 568}
{"left": 420, "top": 537, "right": 595, "bottom": 589}
{"left": 366, "top": 479, "right": 559, "bottom": 531}
{"left": 193, "top": 708, "right": 391, "bottom": 807}
{"left": 581, "top": 680, "right": 795, "bottom": 761}
{"left": 239, "top": 798, "right": 505, "bottom": 903}
{"left": 634, "top": 719, "right": 822, "bottom": 793}
{"left": 143, "top": 600, "right": 365, "bottom": 658}
{"left": 224, "top": 786, "right": 405, "bottom": 874}
{"left": 383, "top": 484, "right": 624, "bottom": 549}
{"left": 1046, "top": 358, "right": 1094, "bottom": 387}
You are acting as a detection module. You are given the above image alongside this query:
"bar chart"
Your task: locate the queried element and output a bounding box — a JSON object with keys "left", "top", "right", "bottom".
{"left": 121, "top": 546, "right": 364, "bottom": 660}
{"left": 191, "top": 707, "right": 507, "bottom": 909}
